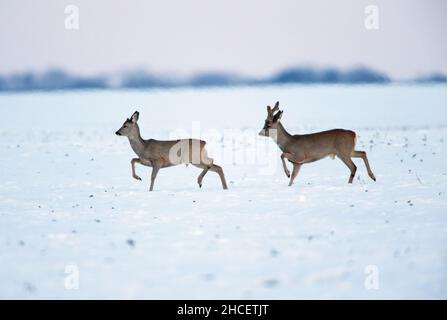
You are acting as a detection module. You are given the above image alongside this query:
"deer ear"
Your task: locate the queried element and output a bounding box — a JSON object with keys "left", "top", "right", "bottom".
{"left": 131, "top": 111, "right": 139, "bottom": 123}
{"left": 277, "top": 110, "right": 283, "bottom": 120}
{"left": 274, "top": 101, "right": 279, "bottom": 109}
{"left": 273, "top": 110, "right": 283, "bottom": 121}
{"left": 267, "top": 106, "right": 271, "bottom": 112}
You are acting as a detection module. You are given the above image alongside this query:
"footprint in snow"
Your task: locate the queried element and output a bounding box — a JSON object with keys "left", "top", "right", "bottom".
{"left": 126, "top": 239, "right": 136, "bottom": 247}
{"left": 200, "top": 273, "right": 216, "bottom": 281}
{"left": 263, "top": 279, "right": 280, "bottom": 288}
{"left": 24, "top": 282, "right": 37, "bottom": 293}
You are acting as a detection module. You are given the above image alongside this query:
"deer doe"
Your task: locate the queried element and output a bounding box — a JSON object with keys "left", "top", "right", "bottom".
{"left": 115, "top": 111, "right": 228, "bottom": 191}
{"left": 259, "top": 101, "right": 376, "bottom": 186}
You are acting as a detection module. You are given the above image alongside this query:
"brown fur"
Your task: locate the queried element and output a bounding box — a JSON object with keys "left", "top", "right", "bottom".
{"left": 259, "top": 102, "right": 376, "bottom": 186}
{"left": 116, "top": 111, "right": 228, "bottom": 191}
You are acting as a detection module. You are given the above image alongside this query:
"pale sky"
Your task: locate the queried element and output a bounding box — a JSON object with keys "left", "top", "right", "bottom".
{"left": 0, "top": 0, "right": 446, "bottom": 79}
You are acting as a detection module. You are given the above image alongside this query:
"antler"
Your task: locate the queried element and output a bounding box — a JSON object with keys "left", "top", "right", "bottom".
{"left": 271, "top": 101, "right": 279, "bottom": 114}
{"left": 267, "top": 101, "right": 280, "bottom": 119}
{"left": 273, "top": 110, "right": 283, "bottom": 121}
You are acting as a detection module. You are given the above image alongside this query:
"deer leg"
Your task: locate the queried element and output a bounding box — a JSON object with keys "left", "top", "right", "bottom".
{"left": 351, "top": 150, "right": 376, "bottom": 181}
{"left": 198, "top": 167, "right": 209, "bottom": 188}
{"left": 208, "top": 164, "right": 228, "bottom": 190}
{"left": 194, "top": 152, "right": 214, "bottom": 188}
{"left": 280, "top": 153, "right": 291, "bottom": 178}
{"left": 192, "top": 164, "right": 209, "bottom": 188}
{"left": 339, "top": 156, "right": 357, "bottom": 184}
{"left": 288, "top": 163, "right": 302, "bottom": 186}
{"left": 131, "top": 158, "right": 142, "bottom": 181}
{"left": 195, "top": 148, "right": 227, "bottom": 190}
{"left": 149, "top": 165, "right": 160, "bottom": 191}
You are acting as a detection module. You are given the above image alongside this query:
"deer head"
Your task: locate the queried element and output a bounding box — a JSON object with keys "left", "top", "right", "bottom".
{"left": 258, "top": 101, "right": 283, "bottom": 137}
{"left": 115, "top": 111, "right": 140, "bottom": 138}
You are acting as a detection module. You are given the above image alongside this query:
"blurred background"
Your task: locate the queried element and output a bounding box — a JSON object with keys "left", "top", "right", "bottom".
{"left": 0, "top": 0, "right": 446, "bottom": 91}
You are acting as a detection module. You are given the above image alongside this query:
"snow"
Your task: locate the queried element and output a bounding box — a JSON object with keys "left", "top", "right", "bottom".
{"left": 0, "top": 84, "right": 446, "bottom": 299}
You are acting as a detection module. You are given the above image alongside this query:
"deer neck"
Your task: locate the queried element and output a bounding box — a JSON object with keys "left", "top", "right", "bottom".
{"left": 274, "top": 122, "right": 292, "bottom": 151}
{"left": 128, "top": 126, "right": 146, "bottom": 157}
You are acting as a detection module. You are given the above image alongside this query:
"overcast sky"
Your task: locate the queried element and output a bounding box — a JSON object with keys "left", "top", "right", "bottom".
{"left": 0, "top": 0, "right": 446, "bottom": 79}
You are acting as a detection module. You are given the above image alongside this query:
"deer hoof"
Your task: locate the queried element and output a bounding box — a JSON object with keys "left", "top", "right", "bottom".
{"left": 133, "top": 175, "right": 142, "bottom": 181}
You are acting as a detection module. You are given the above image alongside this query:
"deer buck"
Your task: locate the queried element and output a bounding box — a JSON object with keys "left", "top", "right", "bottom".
{"left": 259, "top": 101, "right": 376, "bottom": 186}
{"left": 115, "top": 111, "right": 228, "bottom": 191}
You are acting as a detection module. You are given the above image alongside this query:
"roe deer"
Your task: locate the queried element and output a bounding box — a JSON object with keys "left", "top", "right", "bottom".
{"left": 115, "top": 111, "right": 228, "bottom": 191}
{"left": 259, "top": 102, "right": 376, "bottom": 186}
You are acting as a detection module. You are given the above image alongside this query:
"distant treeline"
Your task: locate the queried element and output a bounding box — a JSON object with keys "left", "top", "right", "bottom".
{"left": 0, "top": 66, "right": 446, "bottom": 91}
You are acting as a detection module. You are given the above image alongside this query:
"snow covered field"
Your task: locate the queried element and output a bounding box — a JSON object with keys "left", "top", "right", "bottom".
{"left": 0, "top": 84, "right": 446, "bottom": 299}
